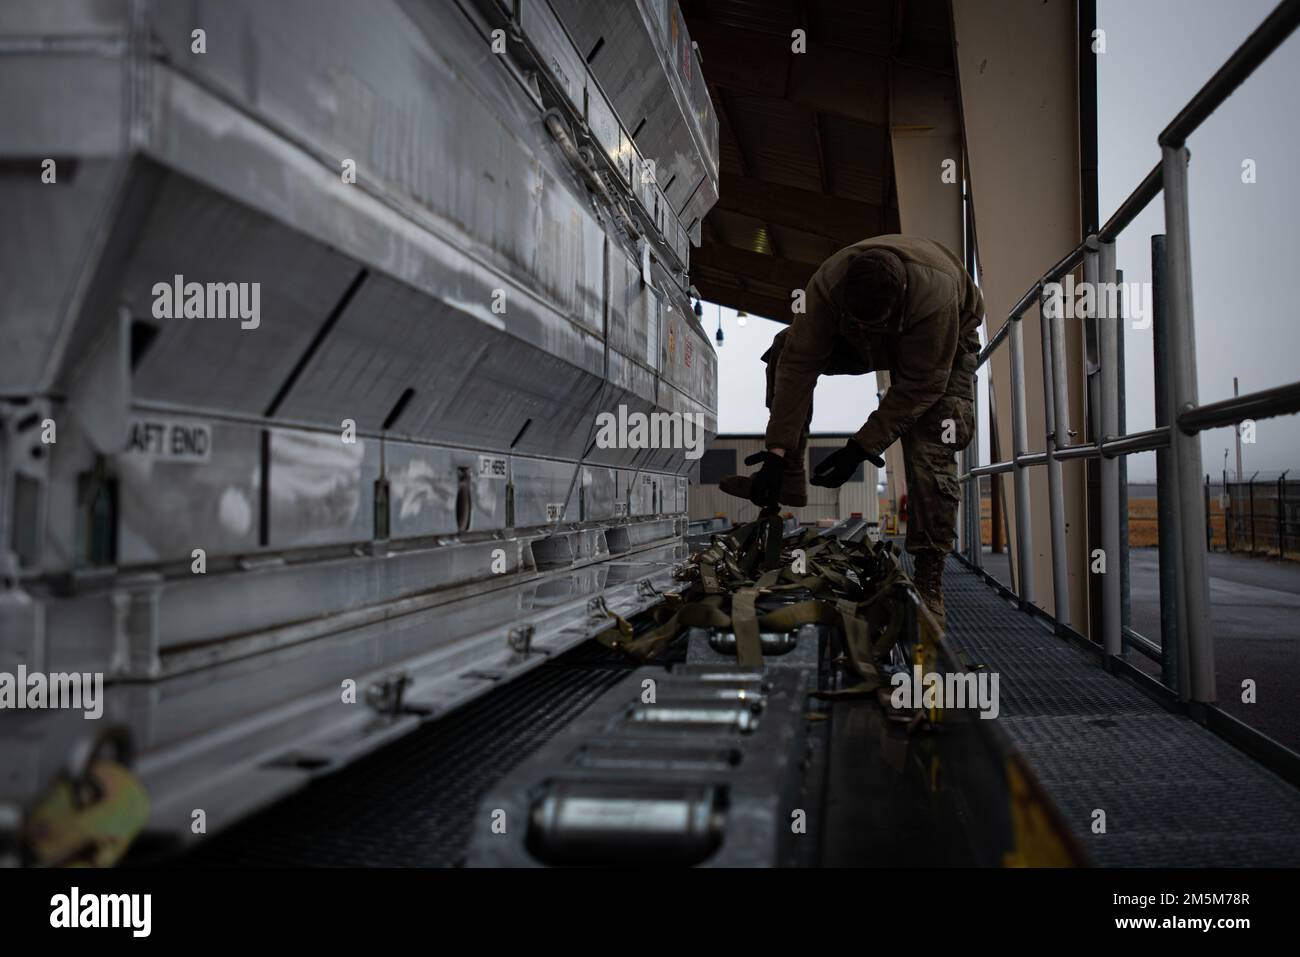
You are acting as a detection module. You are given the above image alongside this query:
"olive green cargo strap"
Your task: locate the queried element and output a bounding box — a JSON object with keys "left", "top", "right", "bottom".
{"left": 835, "top": 598, "right": 873, "bottom": 677}
{"left": 755, "top": 599, "right": 840, "bottom": 630}
{"left": 700, "top": 560, "right": 724, "bottom": 594}
{"left": 762, "top": 512, "right": 784, "bottom": 571}
{"left": 869, "top": 592, "right": 907, "bottom": 657}
{"left": 595, "top": 594, "right": 850, "bottom": 662}
{"left": 598, "top": 517, "right": 911, "bottom": 673}
{"left": 808, "top": 559, "right": 860, "bottom": 597}
{"left": 731, "top": 588, "right": 763, "bottom": 666}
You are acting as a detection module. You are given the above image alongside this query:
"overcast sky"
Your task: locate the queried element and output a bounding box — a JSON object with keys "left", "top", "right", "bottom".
{"left": 711, "top": 0, "right": 1299, "bottom": 483}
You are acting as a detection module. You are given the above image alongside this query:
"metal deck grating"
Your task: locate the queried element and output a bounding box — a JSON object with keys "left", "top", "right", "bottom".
{"left": 173, "top": 643, "right": 637, "bottom": 868}
{"left": 915, "top": 552, "right": 1300, "bottom": 866}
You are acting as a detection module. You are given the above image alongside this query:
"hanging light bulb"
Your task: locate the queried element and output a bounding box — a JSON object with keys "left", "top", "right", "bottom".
{"left": 693, "top": 299, "right": 703, "bottom": 318}
{"left": 736, "top": 309, "right": 748, "bottom": 328}
{"left": 715, "top": 302, "right": 724, "bottom": 346}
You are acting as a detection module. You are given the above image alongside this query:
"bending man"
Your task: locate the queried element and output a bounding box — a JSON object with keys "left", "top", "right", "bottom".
{"left": 720, "top": 235, "right": 983, "bottom": 626}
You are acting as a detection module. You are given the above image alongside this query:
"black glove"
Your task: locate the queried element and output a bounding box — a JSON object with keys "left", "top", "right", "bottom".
{"left": 810, "top": 440, "right": 884, "bottom": 488}
{"left": 743, "top": 450, "right": 786, "bottom": 508}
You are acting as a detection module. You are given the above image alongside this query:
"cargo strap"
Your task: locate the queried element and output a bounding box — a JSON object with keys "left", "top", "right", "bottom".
{"left": 731, "top": 588, "right": 763, "bottom": 666}
{"left": 596, "top": 516, "right": 910, "bottom": 682}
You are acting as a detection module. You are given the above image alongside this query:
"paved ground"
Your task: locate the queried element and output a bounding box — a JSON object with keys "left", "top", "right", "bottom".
{"left": 975, "top": 548, "right": 1300, "bottom": 752}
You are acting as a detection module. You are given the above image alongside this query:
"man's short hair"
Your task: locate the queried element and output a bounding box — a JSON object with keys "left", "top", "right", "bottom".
{"left": 841, "top": 249, "right": 906, "bottom": 325}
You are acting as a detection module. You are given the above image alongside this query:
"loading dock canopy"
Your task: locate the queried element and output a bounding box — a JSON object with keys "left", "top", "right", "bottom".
{"left": 681, "top": 0, "right": 954, "bottom": 322}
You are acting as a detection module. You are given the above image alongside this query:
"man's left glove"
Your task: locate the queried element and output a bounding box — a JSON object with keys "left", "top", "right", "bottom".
{"left": 810, "top": 440, "right": 885, "bottom": 488}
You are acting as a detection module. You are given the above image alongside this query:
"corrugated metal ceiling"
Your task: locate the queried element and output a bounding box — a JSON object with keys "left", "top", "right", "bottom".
{"left": 681, "top": 0, "right": 955, "bottom": 322}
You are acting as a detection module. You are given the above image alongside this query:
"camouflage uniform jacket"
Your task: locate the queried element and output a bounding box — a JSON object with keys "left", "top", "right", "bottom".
{"left": 764, "top": 234, "right": 984, "bottom": 454}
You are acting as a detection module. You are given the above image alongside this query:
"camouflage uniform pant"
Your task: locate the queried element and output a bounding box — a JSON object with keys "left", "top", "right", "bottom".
{"left": 763, "top": 337, "right": 975, "bottom": 559}
{"left": 901, "top": 394, "right": 975, "bottom": 559}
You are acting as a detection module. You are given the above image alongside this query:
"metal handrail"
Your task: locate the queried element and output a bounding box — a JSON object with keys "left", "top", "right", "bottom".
{"left": 960, "top": 429, "right": 1171, "bottom": 480}
{"left": 1098, "top": 163, "right": 1162, "bottom": 243}
{"left": 1052, "top": 444, "right": 1101, "bottom": 462}
{"left": 1102, "top": 426, "right": 1170, "bottom": 457}
{"left": 966, "top": 461, "right": 1013, "bottom": 479}
{"left": 1159, "top": 0, "right": 1300, "bottom": 148}
{"left": 955, "top": 0, "right": 1300, "bottom": 704}
{"left": 1178, "top": 381, "right": 1300, "bottom": 434}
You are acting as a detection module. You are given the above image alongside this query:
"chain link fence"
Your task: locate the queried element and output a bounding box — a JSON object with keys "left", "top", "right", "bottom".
{"left": 1205, "top": 473, "right": 1300, "bottom": 559}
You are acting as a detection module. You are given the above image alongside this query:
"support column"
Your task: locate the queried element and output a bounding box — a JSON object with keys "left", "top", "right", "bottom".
{"left": 886, "top": 61, "right": 965, "bottom": 550}
{"left": 952, "top": 0, "right": 1089, "bottom": 628}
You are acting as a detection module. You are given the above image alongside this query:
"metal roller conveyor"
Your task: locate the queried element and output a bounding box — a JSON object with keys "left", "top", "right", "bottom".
{"left": 572, "top": 745, "right": 742, "bottom": 773}
{"left": 626, "top": 704, "right": 761, "bottom": 733}
{"left": 707, "top": 632, "right": 801, "bottom": 657}
{"left": 527, "top": 781, "right": 726, "bottom": 867}
{"left": 467, "top": 658, "right": 815, "bottom": 867}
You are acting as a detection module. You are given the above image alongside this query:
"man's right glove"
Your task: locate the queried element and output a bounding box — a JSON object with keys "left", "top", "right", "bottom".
{"left": 810, "top": 440, "right": 885, "bottom": 488}
{"left": 743, "top": 450, "right": 786, "bottom": 509}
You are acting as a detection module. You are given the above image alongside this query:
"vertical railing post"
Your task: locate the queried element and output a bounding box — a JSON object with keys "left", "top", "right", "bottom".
{"left": 1162, "top": 144, "right": 1215, "bottom": 704}
{"left": 1040, "top": 285, "right": 1071, "bottom": 629}
{"left": 957, "top": 452, "right": 966, "bottom": 558}
{"left": 1152, "top": 234, "right": 1180, "bottom": 689}
{"left": 1097, "top": 237, "right": 1122, "bottom": 655}
{"left": 968, "top": 395, "right": 983, "bottom": 570}
{"left": 1009, "top": 309, "right": 1035, "bottom": 608}
{"left": 960, "top": 447, "right": 971, "bottom": 561}
{"left": 1242, "top": 473, "right": 1253, "bottom": 553}
{"left": 1225, "top": 471, "right": 1233, "bottom": 553}
{"left": 1117, "top": 269, "right": 1132, "bottom": 637}
{"left": 1279, "top": 470, "right": 1290, "bottom": 559}
{"left": 1205, "top": 476, "right": 1213, "bottom": 550}
{"left": 967, "top": 452, "right": 976, "bottom": 563}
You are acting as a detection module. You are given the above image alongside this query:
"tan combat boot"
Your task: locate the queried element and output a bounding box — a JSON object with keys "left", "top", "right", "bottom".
{"left": 912, "top": 553, "right": 947, "bottom": 631}
{"left": 718, "top": 469, "right": 808, "bottom": 507}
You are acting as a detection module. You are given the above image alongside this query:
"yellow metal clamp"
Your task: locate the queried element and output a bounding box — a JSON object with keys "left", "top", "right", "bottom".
{"left": 23, "top": 729, "right": 150, "bottom": 868}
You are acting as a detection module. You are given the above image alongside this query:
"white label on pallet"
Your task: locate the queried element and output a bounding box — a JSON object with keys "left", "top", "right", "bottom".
{"left": 477, "top": 455, "right": 507, "bottom": 480}
{"left": 614, "top": 502, "right": 628, "bottom": 517}
{"left": 545, "top": 503, "right": 566, "bottom": 521}
{"left": 125, "top": 418, "right": 211, "bottom": 462}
